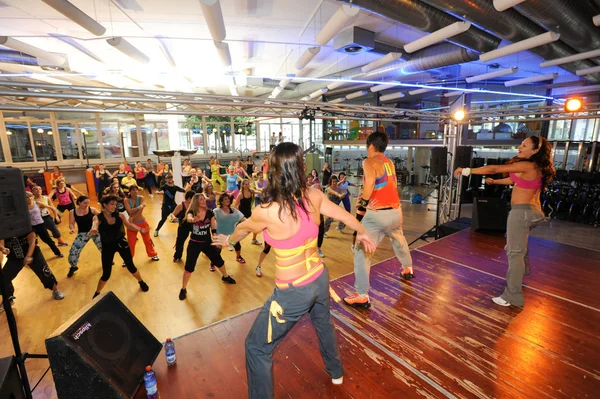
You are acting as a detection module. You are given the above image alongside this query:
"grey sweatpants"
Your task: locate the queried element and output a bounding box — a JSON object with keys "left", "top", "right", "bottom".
{"left": 245, "top": 266, "right": 343, "bottom": 399}
{"left": 501, "top": 204, "right": 546, "bottom": 307}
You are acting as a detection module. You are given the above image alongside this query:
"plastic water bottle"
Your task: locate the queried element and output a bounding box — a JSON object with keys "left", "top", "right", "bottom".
{"left": 143, "top": 366, "right": 158, "bottom": 399}
{"left": 165, "top": 338, "right": 176, "bottom": 366}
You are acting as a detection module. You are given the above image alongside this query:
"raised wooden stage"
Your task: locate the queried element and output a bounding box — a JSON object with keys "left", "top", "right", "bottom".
{"left": 135, "top": 229, "right": 600, "bottom": 398}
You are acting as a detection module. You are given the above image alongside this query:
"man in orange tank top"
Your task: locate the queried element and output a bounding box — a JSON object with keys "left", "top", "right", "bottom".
{"left": 344, "top": 132, "right": 414, "bottom": 308}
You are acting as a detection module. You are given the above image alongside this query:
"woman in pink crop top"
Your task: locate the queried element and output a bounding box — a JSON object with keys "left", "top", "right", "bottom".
{"left": 213, "top": 143, "right": 375, "bottom": 399}
{"left": 454, "top": 136, "right": 555, "bottom": 308}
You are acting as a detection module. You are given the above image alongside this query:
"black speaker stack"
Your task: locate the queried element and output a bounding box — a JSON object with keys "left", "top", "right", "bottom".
{"left": 430, "top": 147, "right": 448, "bottom": 177}
{"left": 471, "top": 197, "right": 509, "bottom": 233}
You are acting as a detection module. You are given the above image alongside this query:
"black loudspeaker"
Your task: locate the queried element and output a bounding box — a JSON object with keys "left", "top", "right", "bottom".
{"left": 430, "top": 147, "right": 448, "bottom": 177}
{"left": 45, "top": 292, "right": 162, "bottom": 399}
{"left": 0, "top": 357, "right": 25, "bottom": 399}
{"left": 0, "top": 167, "right": 32, "bottom": 241}
{"left": 471, "top": 197, "right": 508, "bottom": 232}
{"left": 325, "top": 147, "right": 333, "bottom": 155}
{"left": 455, "top": 146, "right": 473, "bottom": 168}
{"left": 438, "top": 218, "right": 471, "bottom": 238}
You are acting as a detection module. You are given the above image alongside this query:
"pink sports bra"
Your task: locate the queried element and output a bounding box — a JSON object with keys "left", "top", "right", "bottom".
{"left": 510, "top": 172, "right": 542, "bottom": 190}
{"left": 263, "top": 202, "right": 318, "bottom": 249}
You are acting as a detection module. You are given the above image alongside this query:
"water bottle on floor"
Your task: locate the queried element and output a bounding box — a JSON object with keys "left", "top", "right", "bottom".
{"left": 144, "top": 366, "right": 159, "bottom": 399}
{"left": 165, "top": 338, "right": 176, "bottom": 366}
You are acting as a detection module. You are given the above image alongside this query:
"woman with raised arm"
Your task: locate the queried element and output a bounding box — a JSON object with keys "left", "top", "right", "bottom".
{"left": 454, "top": 136, "right": 555, "bottom": 308}
{"left": 67, "top": 196, "right": 102, "bottom": 278}
{"left": 212, "top": 143, "right": 375, "bottom": 399}
{"left": 49, "top": 178, "right": 77, "bottom": 217}
{"left": 235, "top": 180, "right": 261, "bottom": 245}
{"left": 91, "top": 195, "right": 150, "bottom": 298}
{"left": 32, "top": 185, "right": 68, "bottom": 247}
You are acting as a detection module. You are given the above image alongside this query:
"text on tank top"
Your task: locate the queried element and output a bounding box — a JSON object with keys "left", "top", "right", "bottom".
{"left": 367, "top": 155, "right": 400, "bottom": 209}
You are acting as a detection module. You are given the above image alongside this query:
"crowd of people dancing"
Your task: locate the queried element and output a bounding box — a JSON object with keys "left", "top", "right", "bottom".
{"left": 1, "top": 133, "right": 554, "bottom": 398}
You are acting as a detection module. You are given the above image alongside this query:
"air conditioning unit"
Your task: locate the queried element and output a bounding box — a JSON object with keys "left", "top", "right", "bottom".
{"left": 333, "top": 27, "right": 375, "bottom": 55}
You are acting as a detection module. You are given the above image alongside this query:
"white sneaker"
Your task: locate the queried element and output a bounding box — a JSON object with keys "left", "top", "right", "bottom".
{"left": 492, "top": 296, "right": 511, "bottom": 307}
{"left": 317, "top": 249, "right": 325, "bottom": 258}
{"left": 149, "top": 194, "right": 154, "bottom": 198}
{"left": 350, "top": 244, "right": 355, "bottom": 253}
{"left": 227, "top": 245, "right": 234, "bottom": 251}
{"left": 332, "top": 376, "right": 343, "bottom": 385}
{"left": 251, "top": 239, "right": 262, "bottom": 245}
{"left": 255, "top": 266, "right": 262, "bottom": 277}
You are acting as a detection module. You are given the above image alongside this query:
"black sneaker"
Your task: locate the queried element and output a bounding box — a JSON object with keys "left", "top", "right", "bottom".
{"left": 56, "top": 253, "right": 64, "bottom": 258}
{"left": 222, "top": 275, "right": 236, "bottom": 284}
{"left": 179, "top": 288, "right": 187, "bottom": 300}
{"left": 122, "top": 262, "right": 127, "bottom": 267}
{"left": 151, "top": 256, "right": 160, "bottom": 261}
{"left": 139, "top": 281, "right": 149, "bottom": 292}
{"left": 67, "top": 267, "right": 78, "bottom": 278}
{"left": 173, "top": 258, "right": 181, "bottom": 262}
{"left": 92, "top": 292, "right": 100, "bottom": 299}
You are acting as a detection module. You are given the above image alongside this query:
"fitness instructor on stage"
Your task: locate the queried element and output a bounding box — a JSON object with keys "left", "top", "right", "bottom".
{"left": 343, "top": 131, "right": 414, "bottom": 309}
{"left": 454, "top": 136, "right": 555, "bottom": 308}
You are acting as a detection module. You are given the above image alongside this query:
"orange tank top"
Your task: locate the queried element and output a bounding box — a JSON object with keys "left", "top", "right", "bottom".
{"left": 367, "top": 155, "right": 400, "bottom": 209}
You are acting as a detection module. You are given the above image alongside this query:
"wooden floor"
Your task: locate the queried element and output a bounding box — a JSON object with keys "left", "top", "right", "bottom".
{"left": 1, "top": 187, "right": 599, "bottom": 398}
{"left": 134, "top": 229, "right": 600, "bottom": 398}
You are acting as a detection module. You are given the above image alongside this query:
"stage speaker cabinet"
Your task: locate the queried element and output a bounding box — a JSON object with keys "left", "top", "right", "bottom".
{"left": 0, "top": 356, "right": 25, "bottom": 399}
{"left": 472, "top": 197, "right": 508, "bottom": 233}
{"left": 45, "top": 292, "right": 162, "bottom": 399}
{"left": 455, "top": 146, "right": 473, "bottom": 168}
{"left": 0, "top": 167, "right": 32, "bottom": 241}
{"left": 430, "top": 147, "right": 448, "bottom": 177}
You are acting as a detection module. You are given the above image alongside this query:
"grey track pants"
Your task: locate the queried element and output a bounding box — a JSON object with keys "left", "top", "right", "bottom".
{"left": 501, "top": 204, "right": 546, "bottom": 307}
{"left": 245, "top": 266, "right": 343, "bottom": 399}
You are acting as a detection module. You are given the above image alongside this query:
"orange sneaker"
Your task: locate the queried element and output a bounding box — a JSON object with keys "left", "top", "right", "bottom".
{"left": 401, "top": 267, "right": 415, "bottom": 280}
{"left": 343, "top": 293, "right": 371, "bottom": 308}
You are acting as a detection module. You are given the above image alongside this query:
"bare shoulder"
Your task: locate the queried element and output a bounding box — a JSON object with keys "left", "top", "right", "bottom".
{"left": 307, "top": 187, "right": 323, "bottom": 210}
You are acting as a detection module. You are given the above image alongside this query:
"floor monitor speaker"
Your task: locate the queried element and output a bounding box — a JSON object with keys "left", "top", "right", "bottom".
{"left": 471, "top": 197, "right": 508, "bottom": 233}
{"left": 45, "top": 292, "right": 162, "bottom": 399}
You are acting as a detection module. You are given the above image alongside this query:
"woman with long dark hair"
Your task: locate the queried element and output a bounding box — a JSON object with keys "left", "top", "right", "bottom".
{"left": 67, "top": 195, "right": 102, "bottom": 278}
{"left": 213, "top": 143, "right": 375, "bottom": 399}
{"left": 454, "top": 135, "right": 555, "bottom": 308}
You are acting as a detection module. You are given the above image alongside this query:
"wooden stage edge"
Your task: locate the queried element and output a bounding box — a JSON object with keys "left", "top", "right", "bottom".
{"left": 137, "top": 229, "right": 600, "bottom": 399}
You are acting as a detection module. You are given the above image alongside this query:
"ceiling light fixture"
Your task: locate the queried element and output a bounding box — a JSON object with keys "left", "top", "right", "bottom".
{"left": 408, "top": 87, "right": 438, "bottom": 95}
{"left": 295, "top": 47, "right": 320, "bottom": 70}
{"left": 404, "top": 21, "right": 471, "bottom": 53}
{"left": 214, "top": 41, "right": 232, "bottom": 67}
{"left": 327, "top": 79, "right": 351, "bottom": 90}
{"left": 309, "top": 88, "right": 328, "bottom": 99}
{"left": 199, "top": 0, "right": 226, "bottom": 42}
{"left": 453, "top": 109, "right": 466, "bottom": 121}
{"left": 480, "top": 31, "right": 560, "bottom": 62}
{"left": 379, "top": 92, "right": 405, "bottom": 101}
{"left": 0, "top": 36, "right": 65, "bottom": 65}
{"left": 443, "top": 90, "right": 464, "bottom": 97}
{"left": 370, "top": 83, "right": 396, "bottom": 92}
{"left": 346, "top": 90, "right": 368, "bottom": 99}
{"left": 106, "top": 37, "right": 150, "bottom": 64}
{"left": 315, "top": 4, "right": 360, "bottom": 46}
{"left": 504, "top": 73, "right": 558, "bottom": 87}
{"left": 493, "top": 0, "right": 527, "bottom": 12}
{"left": 361, "top": 52, "right": 402, "bottom": 73}
{"left": 465, "top": 67, "right": 518, "bottom": 83}
{"left": 540, "top": 49, "right": 600, "bottom": 68}
{"left": 328, "top": 97, "right": 346, "bottom": 104}
{"left": 49, "top": 34, "right": 104, "bottom": 63}
{"left": 575, "top": 65, "right": 600, "bottom": 76}
{"left": 41, "top": 0, "right": 106, "bottom": 36}
{"left": 564, "top": 97, "right": 583, "bottom": 112}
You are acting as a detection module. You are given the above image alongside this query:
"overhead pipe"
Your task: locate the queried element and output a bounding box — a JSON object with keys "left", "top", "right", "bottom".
{"left": 214, "top": 41, "right": 232, "bottom": 67}
{"left": 41, "top": 0, "right": 106, "bottom": 36}
{"left": 0, "top": 37, "right": 65, "bottom": 65}
{"left": 404, "top": 21, "right": 472, "bottom": 53}
{"left": 418, "top": 0, "right": 600, "bottom": 79}
{"left": 316, "top": 5, "right": 360, "bottom": 46}
{"left": 339, "top": 0, "right": 500, "bottom": 53}
{"left": 199, "top": 0, "right": 226, "bottom": 42}
{"left": 295, "top": 47, "right": 321, "bottom": 70}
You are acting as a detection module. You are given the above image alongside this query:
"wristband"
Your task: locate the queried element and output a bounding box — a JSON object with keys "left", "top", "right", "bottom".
{"left": 226, "top": 235, "right": 237, "bottom": 246}
{"left": 360, "top": 198, "right": 370, "bottom": 208}
{"left": 461, "top": 168, "right": 471, "bottom": 177}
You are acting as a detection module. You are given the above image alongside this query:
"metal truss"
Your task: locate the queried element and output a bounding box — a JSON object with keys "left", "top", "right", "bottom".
{"left": 0, "top": 82, "right": 443, "bottom": 123}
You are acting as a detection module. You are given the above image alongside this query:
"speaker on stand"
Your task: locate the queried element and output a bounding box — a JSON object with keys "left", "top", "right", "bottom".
{"left": 409, "top": 147, "right": 447, "bottom": 245}
{"left": 0, "top": 167, "right": 45, "bottom": 399}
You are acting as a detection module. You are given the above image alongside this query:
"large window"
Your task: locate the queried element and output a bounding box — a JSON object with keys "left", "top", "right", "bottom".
{"left": 99, "top": 122, "right": 120, "bottom": 159}
{"left": 156, "top": 123, "right": 170, "bottom": 150}
{"left": 548, "top": 120, "right": 572, "bottom": 141}
{"left": 140, "top": 123, "right": 157, "bottom": 156}
{"left": 178, "top": 121, "right": 191, "bottom": 149}
{"left": 57, "top": 122, "right": 80, "bottom": 160}
{"left": 119, "top": 122, "right": 139, "bottom": 158}
{"left": 572, "top": 118, "right": 596, "bottom": 141}
{"left": 6, "top": 122, "right": 34, "bottom": 163}
{"left": 234, "top": 123, "right": 256, "bottom": 152}
{"left": 30, "top": 123, "right": 56, "bottom": 162}
{"left": 190, "top": 121, "right": 205, "bottom": 154}
{"left": 80, "top": 123, "right": 101, "bottom": 160}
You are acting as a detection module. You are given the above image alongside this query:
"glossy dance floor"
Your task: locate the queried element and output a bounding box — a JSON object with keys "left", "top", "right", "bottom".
{"left": 135, "top": 229, "right": 600, "bottom": 398}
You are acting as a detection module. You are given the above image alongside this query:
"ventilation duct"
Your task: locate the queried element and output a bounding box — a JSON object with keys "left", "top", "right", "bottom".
{"left": 280, "top": 42, "right": 477, "bottom": 98}
{"left": 0, "top": 49, "right": 38, "bottom": 66}
{"left": 418, "top": 0, "right": 600, "bottom": 80}
{"left": 339, "top": 0, "right": 500, "bottom": 53}
{"left": 333, "top": 27, "right": 375, "bottom": 55}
